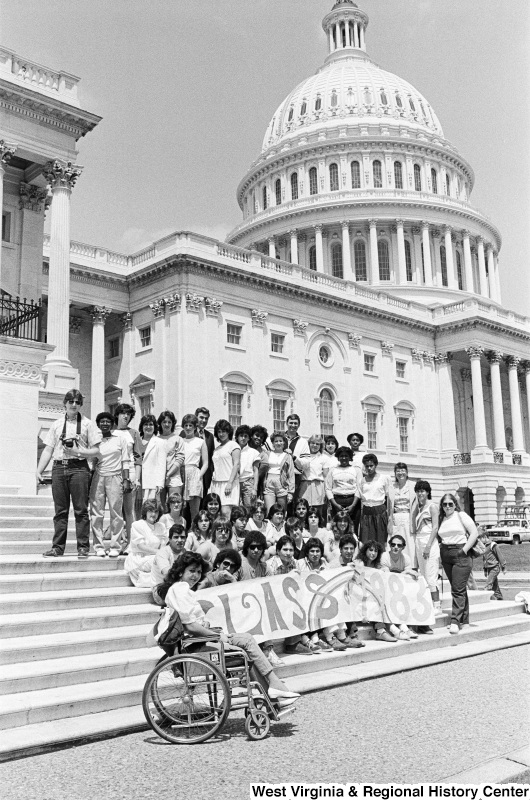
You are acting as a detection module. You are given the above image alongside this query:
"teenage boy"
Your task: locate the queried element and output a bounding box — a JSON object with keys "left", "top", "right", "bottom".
{"left": 235, "top": 425, "right": 260, "bottom": 508}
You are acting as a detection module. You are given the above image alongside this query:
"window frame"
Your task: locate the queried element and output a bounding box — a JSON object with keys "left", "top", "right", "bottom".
{"left": 373, "top": 159, "right": 383, "bottom": 189}
{"left": 290, "top": 172, "right": 299, "bottom": 201}
{"left": 272, "top": 397, "right": 287, "bottom": 432}
{"left": 366, "top": 411, "right": 378, "bottom": 450}
{"left": 354, "top": 239, "right": 367, "bottom": 281}
{"left": 308, "top": 245, "right": 317, "bottom": 271}
{"left": 398, "top": 416, "right": 409, "bottom": 453}
{"left": 414, "top": 164, "right": 422, "bottom": 192}
{"left": 138, "top": 325, "right": 151, "bottom": 350}
{"left": 377, "top": 240, "right": 390, "bottom": 281}
{"left": 331, "top": 242, "right": 343, "bottom": 279}
{"left": 108, "top": 336, "right": 120, "bottom": 360}
{"left": 364, "top": 352, "right": 376, "bottom": 374}
{"left": 226, "top": 322, "right": 243, "bottom": 348}
{"left": 309, "top": 167, "right": 318, "bottom": 196}
{"left": 270, "top": 332, "right": 286, "bottom": 357}
{"left": 275, "top": 178, "right": 282, "bottom": 206}
{"left": 227, "top": 392, "right": 243, "bottom": 429}
{"left": 404, "top": 239, "right": 413, "bottom": 282}
{"left": 319, "top": 388, "right": 334, "bottom": 437}
{"left": 395, "top": 361, "right": 407, "bottom": 380}
{"left": 394, "top": 161, "right": 403, "bottom": 190}
{"left": 329, "top": 162, "right": 339, "bottom": 192}
{"left": 351, "top": 160, "right": 361, "bottom": 189}
{"left": 440, "top": 244, "right": 448, "bottom": 287}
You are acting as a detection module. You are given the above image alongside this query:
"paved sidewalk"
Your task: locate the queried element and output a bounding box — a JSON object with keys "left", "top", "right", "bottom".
{"left": 443, "top": 745, "right": 530, "bottom": 783}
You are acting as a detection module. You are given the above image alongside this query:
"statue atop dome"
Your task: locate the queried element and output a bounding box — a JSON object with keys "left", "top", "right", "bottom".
{"left": 333, "top": 0, "right": 358, "bottom": 7}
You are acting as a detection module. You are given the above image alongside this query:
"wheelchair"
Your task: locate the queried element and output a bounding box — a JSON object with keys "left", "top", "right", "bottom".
{"left": 142, "top": 633, "right": 297, "bottom": 744}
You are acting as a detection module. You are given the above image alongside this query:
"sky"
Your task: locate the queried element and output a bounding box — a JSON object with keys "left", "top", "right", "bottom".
{"left": 3, "top": 0, "right": 529, "bottom": 314}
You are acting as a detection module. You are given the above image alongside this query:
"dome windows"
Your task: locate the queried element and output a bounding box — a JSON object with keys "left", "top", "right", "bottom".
{"left": 373, "top": 160, "right": 383, "bottom": 188}
{"left": 378, "top": 240, "right": 390, "bottom": 281}
{"left": 290, "top": 172, "right": 299, "bottom": 201}
{"left": 380, "top": 90, "right": 388, "bottom": 106}
{"left": 275, "top": 179, "right": 282, "bottom": 206}
{"left": 331, "top": 242, "right": 343, "bottom": 278}
{"left": 431, "top": 168, "right": 438, "bottom": 194}
{"left": 262, "top": 185, "right": 268, "bottom": 210}
{"left": 354, "top": 240, "right": 367, "bottom": 281}
{"left": 315, "top": 95, "right": 322, "bottom": 112}
{"left": 308, "top": 245, "right": 317, "bottom": 271}
{"left": 329, "top": 163, "right": 339, "bottom": 192}
{"left": 440, "top": 245, "right": 448, "bottom": 287}
{"left": 300, "top": 99, "right": 307, "bottom": 116}
{"left": 405, "top": 240, "right": 413, "bottom": 281}
{"left": 456, "top": 251, "right": 464, "bottom": 290}
{"left": 288, "top": 106, "right": 294, "bottom": 122}
{"left": 363, "top": 87, "right": 373, "bottom": 105}
{"left": 309, "top": 167, "right": 318, "bottom": 196}
{"left": 414, "top": 164, "right": 422, "bottom": 192}
{"left": 331, "top": 90, "right": 338, "bottom": 108}
{"left": 394, "top": 161, "right": 403, "bottom": 189}
{"left": 351, "top": 160, "right": 361, "bottom": 189}
{"left": 445, "top": 174, "right": 451, "bottom": 196}
{"left": 409, "top": 97, "right": 416, "bottom": 112}
{"left": 395, "top": 92, "right": 403, "bottom": 108}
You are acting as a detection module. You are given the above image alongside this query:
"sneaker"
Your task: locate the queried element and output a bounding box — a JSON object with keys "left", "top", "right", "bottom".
{"left": 448, "top": 623, "right": 460, "bottom": 635}
{"left": 407, "top": 629, "right": 419, "bottom": 639}
{"left": 108, "top": 548, "right": 120, "bottom": 558}
{"left": 94, "top": 548, "right": 106, "bottom": 558}
{"left": 341, "top": 636, "right": 365, "bottom": 649}
{"left": 284, "top": 642, "right": 313, "bottom": 656}
{"left": 317, "top": 638, "right": 333, "bottom": 652}
{"left": 433, "top": 603, "right": 445, "bottom": 617}
{"left": 416, "top": 626, "right": 434, "bottom": 635}
{"left": 328, "top": 636, "right": 347, "bottom": 651}
{"left": 375, "top": 630, "right": 397, "bottom": 643}
{"left": 266, "top": 648, "right": 285, "bottom": 667}
{"left": 398, "top": 630, "right": 411, "bottom": 641}
{"left": 43, "top": 548, "right": 63, "bottom": 558}
{"left": 77, "top": 549, "right": 89, "bottom": 560}
{"left": 308, "top": 641, "right": 322, "bottom": 653}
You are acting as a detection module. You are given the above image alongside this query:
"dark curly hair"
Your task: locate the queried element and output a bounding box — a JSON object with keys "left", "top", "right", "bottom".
{"left": 303, "top": 537, "right": 324, "bottom": 558}
{"left": 242, "top": 530, "right": 267, "bottom": 557}
{"left": 357, "top": 539, "right": 384, "bottom": 567}
{"left": 213, "top": 419, "right": 233, "bottom": 441}
{"left": 139, "top": 414, "right": 159, "bottom": 437}
{"left": 156, "top": 551, "right": 209, "bottom": 602}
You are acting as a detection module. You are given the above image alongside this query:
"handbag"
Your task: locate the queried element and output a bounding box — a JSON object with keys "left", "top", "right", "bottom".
{"left": 457, "top": 512, "right": 486, "bottom": 559}
{"left": 146, "top": 606, "right": 185, "bottom": 654}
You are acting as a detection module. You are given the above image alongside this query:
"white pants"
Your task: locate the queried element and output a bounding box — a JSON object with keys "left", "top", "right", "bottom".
{"left": 414, "top": 532, "right": 440, "bottom": 592}
{"left": 392, "top": 513, "right": 414, "bottom": 563}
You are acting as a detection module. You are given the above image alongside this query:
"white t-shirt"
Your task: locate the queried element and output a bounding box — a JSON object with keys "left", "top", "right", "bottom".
{"left": 267, "top": 452, "right": 285, "bottom": 476}
{"left": 356, "top": 473, "right": 391, "bottom": 506}
{"left": 183, "top": 436, "right": 203, "bottom": 468}
{"left": 438, "top": 512, "right": 472, "bottom": 546}
{"left": 212, "top": 441, "right": 240, "bottom": 482}
{"left": 239, "top": 444, "right": 260, "bottom": 480}
{"left": 165, "top": 581, "right": 206, "bottom": 625}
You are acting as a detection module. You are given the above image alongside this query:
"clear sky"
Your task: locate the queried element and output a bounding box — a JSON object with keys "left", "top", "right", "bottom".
{"left": 4, "top": 0, "right": 529, "bottom": 314}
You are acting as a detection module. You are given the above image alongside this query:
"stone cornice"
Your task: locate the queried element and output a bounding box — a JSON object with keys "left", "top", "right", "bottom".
{"left": 435, "top": 316, "right": 530, "bottom": 344}
{"left": 42, "top": 261, "right": 128, "bottom": 291}
{"left": 0, "top": 80, "right": 101, "bottom": 139}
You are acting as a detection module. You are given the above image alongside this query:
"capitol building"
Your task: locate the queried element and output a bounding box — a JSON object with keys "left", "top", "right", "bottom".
{"left": 0, "top": 0, "right": 529, "bottom": 521}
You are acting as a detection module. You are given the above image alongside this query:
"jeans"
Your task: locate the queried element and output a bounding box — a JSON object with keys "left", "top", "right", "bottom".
{"left": 485, "top": 565, "right": 503, "bottom": 600}
{"left": 225, "top": 633, "right": 273, "bottom": 678}
{"left": 440, "top": 544, "right": 472, "bottom": 626}
{"left": 90, "top": 472, "right": 124, "bottom": 551}
{"left": 51, "top": 460, "right": 91, "bottom": 553}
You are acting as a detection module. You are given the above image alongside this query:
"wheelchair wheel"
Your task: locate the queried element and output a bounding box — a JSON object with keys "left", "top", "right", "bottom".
{"left": 245, "top": 708, "right": 270, "bottom": 741}
{"left": 142, "top": 654, "right": 231, "bottom": 744}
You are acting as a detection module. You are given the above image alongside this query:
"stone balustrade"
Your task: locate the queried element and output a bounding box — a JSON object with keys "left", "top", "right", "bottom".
{"left": 0, "top": 47, "right": 80, "bottom": 106}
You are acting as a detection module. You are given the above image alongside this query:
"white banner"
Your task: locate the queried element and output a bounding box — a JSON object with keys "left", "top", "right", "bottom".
{"left": 196, "top": 566, "right": 435, "bottom": 643}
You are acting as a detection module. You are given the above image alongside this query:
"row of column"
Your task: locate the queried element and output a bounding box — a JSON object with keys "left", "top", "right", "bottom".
{"left": 263, "top": 220, "right": 501, "bottom": 302}
{"left": 327, "top": 19, "right": 366, "bottom": 52}
{"left": 466, "top": 347, "right": 530, "bottom": 457}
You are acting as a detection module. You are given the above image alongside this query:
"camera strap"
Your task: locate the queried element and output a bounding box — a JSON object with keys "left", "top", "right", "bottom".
{"left": 61, "top": 412, "right": 82, "bottom": 440}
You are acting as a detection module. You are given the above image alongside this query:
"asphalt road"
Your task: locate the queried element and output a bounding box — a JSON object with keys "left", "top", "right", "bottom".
{"left": 2, "top": 645, "right": 529, "bottom": 800}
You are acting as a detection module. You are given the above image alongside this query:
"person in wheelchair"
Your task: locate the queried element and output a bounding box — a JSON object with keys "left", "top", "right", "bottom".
{"left": 156, "top": 552, "right": 300, "bottom": 702}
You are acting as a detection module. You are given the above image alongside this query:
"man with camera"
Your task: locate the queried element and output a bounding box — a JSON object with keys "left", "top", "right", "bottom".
{"left": 37, "top": 389, "right": 102, "bottom": 559}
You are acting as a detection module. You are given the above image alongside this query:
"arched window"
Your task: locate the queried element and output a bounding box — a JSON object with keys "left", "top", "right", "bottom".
{"left": 315, "top": 95, "right": 322, "bottom": 111}
{"left": 456, "top": 251, "right": 464, "bottom": 290}
{"left": 331, "top": 90, "right": 338, "bottom": 108}
{"left": 373, "top": 160, "right": 382, "bottom": 188}
{"left": 414, "top": 164, "right": 422, "bottom": 192}
{"left": 262, "top": 185, "right": 268, "bottom": 210}
{"left": 288, "top": 106, "right": 294, "bottom": 122}
{"left": 380, "top": 90, "right": 388, "bottom": 106}
{"left": 309, "top": 167, "right": 318, "bottom": 195}
{"left": 331, "top": 243, "right": 343, "bottom": 278}
{"left": 378, "top": 240, "right": 390, "bottom": 280}
{"left": 431, "top": 168, "right": 438, "bottom": 194}
{"left": 290, "top": 172, "right": 299, "bottom": 201}
{"left": 445, "top": 174, "right": 451, "bottom": 196}
{"left": 440, "top": 245, "right": 448, "bottom": 287}
{"left": 364, "top": 88, "right": 372, "bottom": 105}
{"left": 394, "top": 161, "right": 403, "bottom": 189}
{"left": 354, "top": 240, "right": 367, "bottom": 281}
{"left": 329, "top": 163, "right": 339, "bottom": 191}
{"left": 300, "top": 100, "right": 307, "bottom": 116}
{"left": 404, "top": 240, "right": 413, "bottom": 281}
{"left": 351, "top": 160, "right": 361, "bottom": 189}
{"left": 409, "top": 97, "right": 416, "bottom": 112}
{"left": 319, "top": 389, "right": 334, "bottom": 436}
{"left": 395, "top": 92, "right": 403, "bottom": 108}
{"left": 275, "top": 178, "right": 281, "bottom": 206}
{"left": 309, "top": 245, "right": 317, "bottom": 271}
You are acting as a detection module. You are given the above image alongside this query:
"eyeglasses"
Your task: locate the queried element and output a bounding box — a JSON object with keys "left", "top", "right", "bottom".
{"left": 248, "top": 545, "right": 263, "bottom": 551}
{"left": 442, "top": 502, "right": 455, "bottom": 508}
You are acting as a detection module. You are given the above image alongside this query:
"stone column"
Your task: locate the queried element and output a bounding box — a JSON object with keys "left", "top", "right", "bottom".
{"left": 477, "top": 237, "right": 488, "bottom": 297}
{"left": 465, "top": 346, "right": 491, "bottom": 456}
{"left": 354, "top": 22, "right": 360, "bottom": 47}
{"left": 0, "top": 141, "right": 17, "bottom": 289}
{"left": 505, "top": 356, "right": 526, "bottom": 456}
{"left": 268, "top": 237, "right": 276, "bottom": 259}
{"left": 444, "top": 226, "right": 457, "bottom": 289}
{"left": 421, "top": 222, "right": 433, "bottom": 286}
{"left": 341, "top": 222, "right": 352, "bottom": 279}
{"left": 369, "top": 220, "right": 379, "bottom": 285}
{"left": 314, "top": 224, "right": 324, "bottom": 272}
{"left": 328, "top": 27, "right": 333, "bottom": 52}
{"left": 90, "top": 306, "right": 111, "bottom": 415}
{"left": 486, "top": 246, "right": 496, "bottom": 302}
{"left": 41, "top": 160, "right": 83, "bottom": 387}
{"left": 493, "top": 251, "right": 502, "bottom": 304}
{"left": 486, "top": 350, "right": 508, "bottom": 455}
{"left": 412, "top": 226, "right": 422, "bottom": 284}
{"left": 462, "top": 230, "right": 474, "bottom": 293}
{"left": 122, "top": 312, "right": 134, "bottom": 394}
{"left": 289, "top": 229, "right": 298, "bottom": 264}
{"left": 360, "top": 23, "right": 365, "bottom": 49}
{"left": 435, "top": 353, "right": 458, "bottom": 459}
{"left": 396, "top": 219, "right": 406, "bottom": 284}
{"left": 524, "top": 363, "right": 530, "bottom": 452}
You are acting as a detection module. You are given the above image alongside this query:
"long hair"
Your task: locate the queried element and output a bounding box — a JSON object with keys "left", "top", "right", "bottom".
{"left": 212, "top": 548, "right": 242, "bottom": 571}
{"left": 157, "top": 552, "right": 209, "bottom": 602}
{"left": 331, "top": 510, "right": 353, "bottom": 537}
{"left": 211, "top": 518, "right": 232, "bottom": 545}
{"left": 438, "top": 492, "right": 462, "bottom": 529}
{"left": 191, "top": 510, "right": 211, "bottom": 539}
{"left": 139, "top": 414, "right": 159, "bottom": 437}
{"left": 357, "top": 539, "right": 384, "bottom": 567}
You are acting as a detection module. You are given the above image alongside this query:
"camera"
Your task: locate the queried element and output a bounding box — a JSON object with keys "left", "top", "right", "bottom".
{"left": 61, "top": 437, "right": 77, "bottom": 448}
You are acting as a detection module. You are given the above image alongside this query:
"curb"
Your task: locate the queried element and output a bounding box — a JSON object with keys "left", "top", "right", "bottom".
{"left": 440, "top": 745, "right": 530, "bottom": 784}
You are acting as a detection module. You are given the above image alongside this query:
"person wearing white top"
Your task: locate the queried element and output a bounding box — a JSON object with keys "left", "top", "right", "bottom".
{"left": 157, "top": 410, "right": 185, "bottom": 511}
{"left": 210, "top": 419, "right": 241, "bottom": 516}
{"left": 124, "top": 500, "right": 167, "bottom": 587}
{"left": 391, "top": 462, "right": 416, "bottom": 564}
{"left": 181, "top": 413, "right": 209, "bottom": 520}
{"left": 235, "top": 425, "right": 260, "bottom": 509}
{"left": 138, "top": 415, "right": 167, "bottom": 501}
{"left": 426, "top": 492, "right": 479, "bottom": 634}
{"left": 295, "top": 434, "right": 329, "bottom": 515}
{"left": 284, "top": 414, "right": 309, "bottom": 511}
{"left": 352, "top": 454, "right": 393, "bottom": 546}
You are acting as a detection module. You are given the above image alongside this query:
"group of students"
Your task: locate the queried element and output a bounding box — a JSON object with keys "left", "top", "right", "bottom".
{"left": 37, "top": 390, "right": 493, "bottom": 643}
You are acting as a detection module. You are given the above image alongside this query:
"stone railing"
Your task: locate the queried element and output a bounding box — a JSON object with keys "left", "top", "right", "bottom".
{"left": 0, "top": 47, "right": 80, "bottom": 106}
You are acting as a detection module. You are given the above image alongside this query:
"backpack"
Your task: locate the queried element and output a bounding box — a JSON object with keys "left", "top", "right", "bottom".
{"left": 146, "top": 606, "right": 185, "bottom": 655}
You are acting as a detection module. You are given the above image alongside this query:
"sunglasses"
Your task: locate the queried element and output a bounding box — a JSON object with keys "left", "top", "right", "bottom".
{"left": 442, "top": 502, "right": 455, "bottom": 507}
{"left": 221, "top": 560, "right": 237, "bottom": 571}
{"left": 248, "top": 545, "right": 263, "bottom": 551}
{"left": 390, "top": 543, "right": 404, "bottom": 549}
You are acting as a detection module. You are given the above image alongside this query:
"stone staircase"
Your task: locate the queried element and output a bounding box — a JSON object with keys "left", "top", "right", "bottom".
{"left": 1, "top": 491, "right": 529, "bottom": 761}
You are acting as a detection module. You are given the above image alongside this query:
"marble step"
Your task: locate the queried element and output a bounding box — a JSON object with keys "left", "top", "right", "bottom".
{"left": 0, "top": 603, "right": 160, "bottom": 639}
{"left": 0, "top": 586, "right": 153, "bottom": 615}
{"left": 0, "top": 518, "right": 56, "bottom": 530}
{"left": 0, "top": 555, "right": 125, "bottom": 574}
{"left": 0, "top": 612, "right": 528, "bottom": 733}
{"left": 0, "top": 506, "right": 58, "bottom": 517}
{"left": 0, "top": 496, "right": 53, "bottom": 506}
{"left": 0, "top": 569, "right": 131, "bottom": 594}
{"left": 0, "top": 541, "right": 85, "bottom": 555}
{"left": 0, "top": 624, "right": 152, "bottom": 665}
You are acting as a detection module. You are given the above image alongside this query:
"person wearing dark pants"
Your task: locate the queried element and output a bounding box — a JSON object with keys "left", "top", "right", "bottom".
{"left": 436, "top": 492, "right": 479, "bottom": 634}
{"left": 36, "top": 389, "right": 102, "bottom": 559}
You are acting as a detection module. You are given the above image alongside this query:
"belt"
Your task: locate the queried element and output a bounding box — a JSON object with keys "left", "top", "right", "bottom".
{"left": 440, "top": 543, "right": 464, "bottom": 548}
{"left": 53, "top": 458, "right": 88, "bottom": 467}
{"left": 362, "top": 503, "right": 386, "bottom": 516}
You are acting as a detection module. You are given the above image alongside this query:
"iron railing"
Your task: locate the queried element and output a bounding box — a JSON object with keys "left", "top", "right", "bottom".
{"left": 0, "top": 291, "right": 42, "bottom": 341}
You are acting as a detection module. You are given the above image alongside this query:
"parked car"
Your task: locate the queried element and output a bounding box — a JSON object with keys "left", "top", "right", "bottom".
{"left": 488, "top": 518, "right": 530, "bottom": 545}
